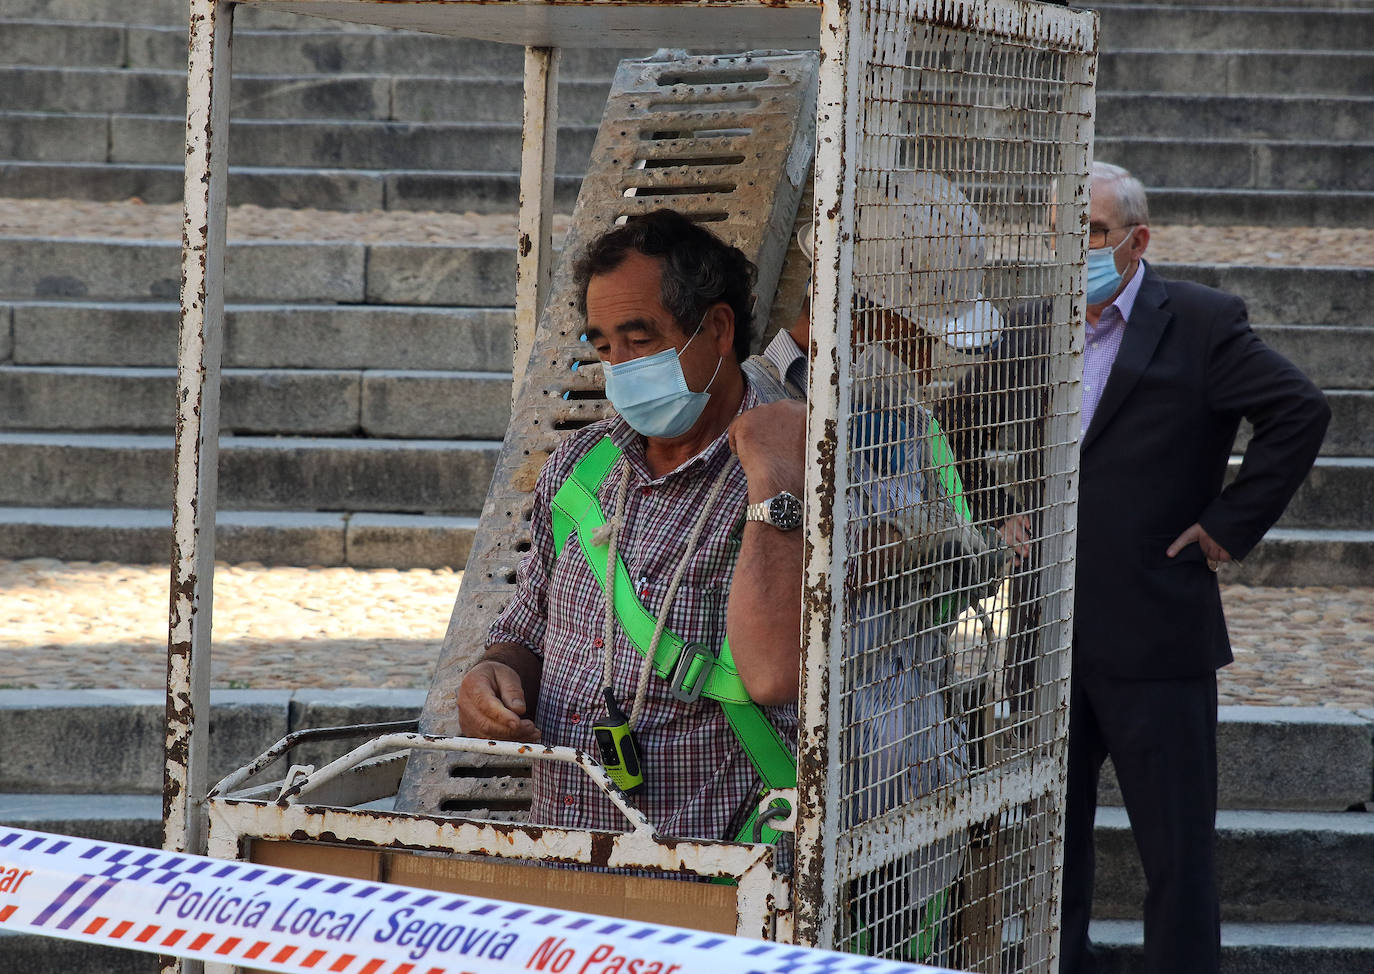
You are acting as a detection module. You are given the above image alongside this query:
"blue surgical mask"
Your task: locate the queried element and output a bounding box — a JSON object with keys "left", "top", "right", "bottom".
{"left": 1085, "top": 227, "right": 1137, "bottom": 305}
{"left": 603, "top": 321, "right": 723, "bottom": 439}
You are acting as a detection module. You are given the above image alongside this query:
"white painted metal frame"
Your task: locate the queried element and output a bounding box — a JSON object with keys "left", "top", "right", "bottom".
{"left": 513, "top": 45, "right": 561, "bottom": 400}
{"left": 170, "top": 7, "right": 821, "bottom": 973}
{"left": 172, "top": 2, "right": 1094, "bottom": 971}
{"left": 795, "top": 0, "right": 1097, "bottom": 961}
{"left": 202, "top": 731, "right": 788, "bottom": 972}
{"left": 168, "top": 0, "right": 234, "bottom": 873}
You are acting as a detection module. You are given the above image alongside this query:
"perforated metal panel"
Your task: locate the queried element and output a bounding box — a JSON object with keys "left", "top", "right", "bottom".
{"left": 398, "top": 49, "right": 819, "bottom": 814}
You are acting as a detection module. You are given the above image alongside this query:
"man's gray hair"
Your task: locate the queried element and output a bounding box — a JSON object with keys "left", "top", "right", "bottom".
{"left": 1092, "top": 161, "right": 1149, "bottom": 227}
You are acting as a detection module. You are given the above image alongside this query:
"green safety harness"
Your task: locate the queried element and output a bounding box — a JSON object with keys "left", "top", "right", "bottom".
{"left": 550, "top": 435, "right": 796, "bottom": 846}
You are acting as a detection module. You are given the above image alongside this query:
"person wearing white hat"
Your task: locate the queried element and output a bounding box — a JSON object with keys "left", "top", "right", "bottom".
{"left": 761, "top": 170, "right": 1005, "bottom": 392}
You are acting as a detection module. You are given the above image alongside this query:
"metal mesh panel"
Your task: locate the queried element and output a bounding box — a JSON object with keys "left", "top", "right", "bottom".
{"left": 802, "top": 2, "right": 1095, "bottom": 970}
{"left": 398, "top": 49, "right": 819, "bottom": 815}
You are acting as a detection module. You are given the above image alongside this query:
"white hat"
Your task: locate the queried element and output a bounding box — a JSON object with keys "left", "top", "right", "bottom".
{"left": 800, "top": 171, "right": 1004, "bottom": 351}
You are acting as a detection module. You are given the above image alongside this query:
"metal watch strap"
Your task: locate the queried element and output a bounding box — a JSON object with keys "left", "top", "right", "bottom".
{"left": 745, "top": 491, "right": 801, "bottom": 530}
{"left": 745, "top": 499, "right": 774, "bottom": 524}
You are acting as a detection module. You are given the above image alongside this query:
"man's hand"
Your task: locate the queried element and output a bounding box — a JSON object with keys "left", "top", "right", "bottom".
{"left": 1167, "top": 522, "right": 1233, "bottom": 572}
{"left": 728, "top": 399, "right": 806, "bottom": 501}
{"left": 726, "top": 399, "right": 806, "bottom": 705}
{"left": 999, "top": 514, "right": 1033, "bottom": 566}
{"left": 458, "top": 659, "right": 541, "bottom": 742}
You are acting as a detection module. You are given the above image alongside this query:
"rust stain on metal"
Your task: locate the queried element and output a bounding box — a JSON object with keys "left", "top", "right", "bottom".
{"left": 518, "top": 232, "right": 533, "bottom": 258}
{"left": 589, "top": 831, "right": 615, "bottom": 867}
{"left": 810, "top": 415, "right": 837, "bottom": 541}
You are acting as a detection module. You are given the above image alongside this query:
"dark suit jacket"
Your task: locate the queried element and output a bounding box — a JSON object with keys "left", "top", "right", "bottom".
{"left": 1075, "top": 263, "right": 1329, "bottom": 679}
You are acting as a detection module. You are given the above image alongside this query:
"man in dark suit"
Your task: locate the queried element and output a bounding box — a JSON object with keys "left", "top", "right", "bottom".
{"left": 1060, "top": 162, "right": 1329, "bottom": 973}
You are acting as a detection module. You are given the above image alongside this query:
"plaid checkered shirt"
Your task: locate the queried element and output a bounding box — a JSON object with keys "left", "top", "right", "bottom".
{"left": 488, "top": 380, "right": 799, "bottom": 840}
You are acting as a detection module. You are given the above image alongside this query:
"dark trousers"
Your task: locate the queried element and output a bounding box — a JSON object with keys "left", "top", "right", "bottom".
{"left": 1059, "top": 668, "right": 1221, "bottom": 974}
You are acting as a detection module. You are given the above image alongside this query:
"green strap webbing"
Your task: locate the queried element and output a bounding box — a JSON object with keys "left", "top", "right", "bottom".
{"left": 926, "top": 414, "right": 972, "bottom": 524}
{"left": 549, "top": 436, "right": 796, "bottom": 843}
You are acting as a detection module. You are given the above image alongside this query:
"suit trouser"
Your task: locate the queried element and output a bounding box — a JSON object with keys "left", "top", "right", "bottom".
{"left": 1058, "top": 668, "right": 1220, "bottom": 974}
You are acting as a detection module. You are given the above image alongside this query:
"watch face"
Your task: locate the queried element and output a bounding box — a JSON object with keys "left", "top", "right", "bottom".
{"left": 769, "top": 492, "right": 803, "bottom": 530}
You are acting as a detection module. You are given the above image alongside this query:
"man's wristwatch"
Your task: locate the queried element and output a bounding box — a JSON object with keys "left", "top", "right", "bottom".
{"left": 745, "top": 491, "right": 803, "bottom": 531}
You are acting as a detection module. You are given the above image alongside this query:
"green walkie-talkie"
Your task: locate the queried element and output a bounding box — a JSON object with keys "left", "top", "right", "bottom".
{"left": 592, "top": 687, "right": 646, "bottom": 795}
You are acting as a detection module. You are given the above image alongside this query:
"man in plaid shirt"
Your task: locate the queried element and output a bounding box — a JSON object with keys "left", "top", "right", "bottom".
{"left": 457, "top": 210, "right": 806, "bottom": 841}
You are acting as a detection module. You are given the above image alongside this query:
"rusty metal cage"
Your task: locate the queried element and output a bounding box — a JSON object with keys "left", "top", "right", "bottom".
{"left": 168, "top": 1, "right": 1096, "bottom": 971}
{"left": 796, "top": 2, "right": 1095, "bottom": 969}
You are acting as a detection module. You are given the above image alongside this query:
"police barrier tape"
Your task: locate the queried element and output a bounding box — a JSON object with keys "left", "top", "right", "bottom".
{"left": 0, "top": 827, "right": 962, "bottom": 974}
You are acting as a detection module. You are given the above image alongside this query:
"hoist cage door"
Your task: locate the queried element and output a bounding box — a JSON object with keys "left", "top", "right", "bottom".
{"left": 797, "top": 1, "right": 1096, "bottom": 971}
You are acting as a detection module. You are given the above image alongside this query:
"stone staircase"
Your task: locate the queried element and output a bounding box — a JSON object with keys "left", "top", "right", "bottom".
{"left": 1083, "top": 0, "right": 1374, "bottom": 967}
{"left": 2, "top": 0, "right": 1370, "bottom": 578}
{"left": 0, "top": 0, "right": 632, "bottom": 567}
{"left": 1089, "top": 7, "right": 1374, "bottom": 586}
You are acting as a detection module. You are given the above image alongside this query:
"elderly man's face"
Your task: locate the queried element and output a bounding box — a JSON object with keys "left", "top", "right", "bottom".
{"left": 584, "top": 251, "right": 726, "bottom": 388}
{"left": 1088, "top": 178, "right": 1147, "bottom": 275}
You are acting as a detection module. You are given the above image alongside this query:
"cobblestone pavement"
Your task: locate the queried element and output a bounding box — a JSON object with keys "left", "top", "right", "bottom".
{"left": 2, "top": 198, "right": 1374, "bottom": 268}
{"left": 1, "top": 559, "right": 1370, "bottom": 710}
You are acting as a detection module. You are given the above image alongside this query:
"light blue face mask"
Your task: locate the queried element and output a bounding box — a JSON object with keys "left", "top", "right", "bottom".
{"left": 1085, "top": 226, "right": 1137, "bottom": 305}
{"left": 602, "top": 319, "right": 723, "bottom": 439}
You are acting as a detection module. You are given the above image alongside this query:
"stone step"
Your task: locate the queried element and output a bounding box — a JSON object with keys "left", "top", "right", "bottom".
{"left": 0, "top": 365, "right": 512, "bottom": 439}
{"left": 1097, "top": 706, "right": 1373, "bottom": 813}
{"left": 2, "top": 364, "right": 1361, "bottom": 454}
{"left": 1096, "top": 136, "right": 1374, "bottom": 194}
{"left": 0, "top": 519, "right": 1366, "bottom": 581}
{"left": 3, "top": 158, "right": 1365, "bottom": 228}
{"left": 5, "top": 301, "right": 515, "bottom": 370}
{"left": 1150, "top": 263, "right": 1371, "bottom": 328}
{"left": 0, "top": 159, "right": 583, "bottom": 213}
{"left": 0, "top": 241, "right": 1356, "bottom": 328}
{"left": 1147, "top": 188, "right": 1374, "bottom": 229}
{"left": 1305, "top": 392, "right": 1374, "bottom": 456}
{"left": 1090, "top": 919, "right": 1374, "bottom": 974}
{"left": 14, "top": 77, "right": 1338, "bottom": 143}
{"left": 4, "top": 688, "right": 1367, "bottom": 807}
{"left": 0, "top": 689, "right": 425, "bottom": 793}
{"left": 1233, "top": 390, "right": 1374, "bottom": 458}
{"left": 1098, "top": 92, "right": 1374, "bottom": 143}
{"left": 0, "top": 19, "right": 127, "bottom": 68}
{"left": 1233, "top": 529, "right": 1374, "bottom": 586}
{"left": 1094, "top": 807, "right": 1374, "bottom": 924}
{"left": 0, "top": 109, "right": 602, "bottom": 174}
{"left": 0, "top": 66, "right": 617, "bottom": 125}
{"left": 15, "top": 114, "right": 1364, "bottom": 197}
{"left": 1258, "top": 457, "right": 1374, "bottom": 531}
{"left": 0, "top": 794, "right": 161, "bottom": 847}
{"left": 0, "top": 18, "right": 640, "bottom": 75}
{"left": 0, "top": 932, "right": 156, "bottom": 974}
{"left": 1099, "top": 5, "right": 1374, "bottom": 53}
{"left": 0, "top": 507, "right": 477, "bottom": 568}
{"left": 157, "top": 113, "right": 598, "bottom": 174}
{"left": 0, "top": 0, "right": 399, "bottom": 29}
{"left": 0, "top": 236, "right": 516, "bottom": 306}
{"left": 1100, "top": 49, "right": 1374, "bottom": 97}
{"left": 1255, "top": 326, "right": 1374, "bottom": 390}
{"left": 0, "top": 432, "right": 498, "bottom": 514}
{"left": 0, "top": 66, "right": 394, "bottom": 120}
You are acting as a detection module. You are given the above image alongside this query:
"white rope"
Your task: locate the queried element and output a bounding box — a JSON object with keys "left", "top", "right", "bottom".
{"left": 599, "top": 456, "right": 740, "bottom": 728}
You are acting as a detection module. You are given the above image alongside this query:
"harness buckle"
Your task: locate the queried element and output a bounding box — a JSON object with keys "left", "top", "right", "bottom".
{"left": 669, "top": 641, "right": 715, "bottom": 702}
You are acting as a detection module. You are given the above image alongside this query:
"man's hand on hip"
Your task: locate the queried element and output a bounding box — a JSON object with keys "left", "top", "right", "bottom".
{"left": 458, "top": 659, "right": 542, "bottom": 742}
{"left": 1167, "top": 522, "right": 1233, "bottom": 572}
